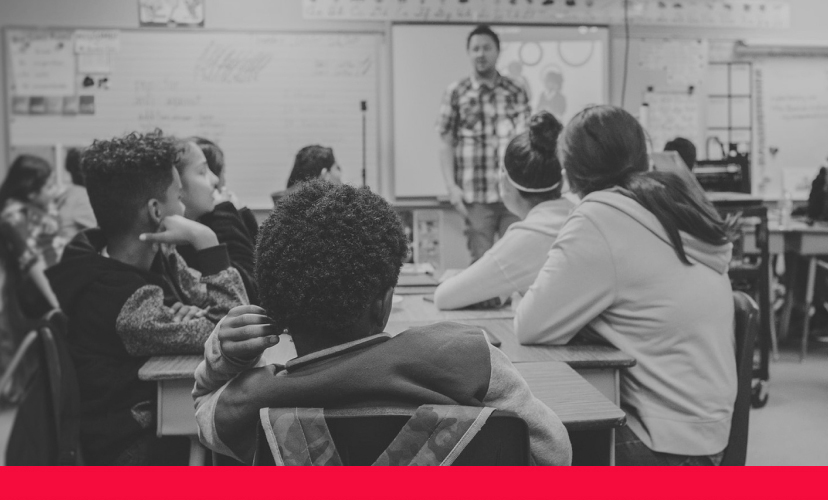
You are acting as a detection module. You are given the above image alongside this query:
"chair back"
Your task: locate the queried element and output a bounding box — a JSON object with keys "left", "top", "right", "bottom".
{"left": 256, "top": 407, "right": 530, "bottom": 466}
{"left": 0, "top": 329, "right": 57, "bottom": 465}
{"left": 721, "top": 291, "right": 759, "bottom": 466}
{"left": 0, "top": 311, "right": 83, "bottom": 465}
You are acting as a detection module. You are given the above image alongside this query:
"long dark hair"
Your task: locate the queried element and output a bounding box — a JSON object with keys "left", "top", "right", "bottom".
{"left": 286, "top": 145, "right": 335, "bottom": 188}
{"left": 558, "top": 105, "right": 728, "bottom": 264}
{"left": 503, "top": 111, "right": 564, "bottom": 202}
{"left": 0, "top": 155, "right": 53, "bottom": 208}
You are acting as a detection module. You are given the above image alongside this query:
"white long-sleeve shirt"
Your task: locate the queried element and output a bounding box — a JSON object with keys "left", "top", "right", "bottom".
{"left": 515, "top": 189, "right": 737, "bottom": 457}
{"left": 434, "top": 197, "right": 574, "bottom": 310}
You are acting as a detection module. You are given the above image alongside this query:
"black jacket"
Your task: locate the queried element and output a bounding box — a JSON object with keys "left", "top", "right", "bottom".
{"left": 46, "top": 229, "right": 246, "bottom": 463}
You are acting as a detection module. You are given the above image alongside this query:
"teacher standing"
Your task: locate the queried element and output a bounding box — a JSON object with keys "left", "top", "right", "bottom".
{"left": 437, "top": 25, "right": 531, "bottom": 261}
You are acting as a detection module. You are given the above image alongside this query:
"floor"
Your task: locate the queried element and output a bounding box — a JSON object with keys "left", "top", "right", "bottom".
{"left": 746, "top": 340, "right": 828, "bottom": 465}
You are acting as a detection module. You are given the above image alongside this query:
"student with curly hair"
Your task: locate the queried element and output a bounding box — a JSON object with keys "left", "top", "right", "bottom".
{"left": 46, "top": 131, "right": 248, "bottom": 465}
{"left": 192, "top": 181, "right": 571, "bottom": 465}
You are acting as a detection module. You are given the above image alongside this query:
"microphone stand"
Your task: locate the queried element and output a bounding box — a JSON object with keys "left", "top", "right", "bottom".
{"left": 361, "top": 100, "right": 367, "bottom": 188}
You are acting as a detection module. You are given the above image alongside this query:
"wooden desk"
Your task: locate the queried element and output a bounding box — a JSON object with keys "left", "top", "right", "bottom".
{"left": 516, "top": 362, "right": 625, "bottom": 465}
{"left": 139, "top": 353, "right": 624, "bottom": 466}
{"left": 385, "top": 316, "right": 635, "bottom": 407}
{"left": 388, "top": 294, "right": 515, "bottom": 322}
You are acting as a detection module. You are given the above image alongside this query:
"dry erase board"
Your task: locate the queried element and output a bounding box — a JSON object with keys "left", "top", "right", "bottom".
{"left": 752, "top": 57, "right": 828, "bottom": 198}
{"left": 5, "top": 28, "right": 381, "bottom": 209}
{"left": 392, "top": 24, "right": 609, "bottom": 199}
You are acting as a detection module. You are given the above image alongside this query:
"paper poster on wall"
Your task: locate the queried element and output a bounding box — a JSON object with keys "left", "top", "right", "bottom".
{"left": 302, "top": 0, "right": 790, "bottom": 28}
{"left": 139, "top": 0, "right": 205, "bottom": 27}
{"left": 645, "top": 92, "right": 702, "bottom": 154}
{"left": 8, "top": 31, "right": 76, "bottom": 97}
{"left": 638, "top": 39, "right": 708, "bottom": 90}
{"left": 497, "top": 29, "right": 605, "bottom": 125}
{"left": 74, "top": 30, "right": 121, "bottom": 53}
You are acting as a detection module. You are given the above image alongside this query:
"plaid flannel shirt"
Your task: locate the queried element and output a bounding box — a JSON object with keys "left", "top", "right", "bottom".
{"left": 437, "top": 73, "right": 530, "bottom": 204}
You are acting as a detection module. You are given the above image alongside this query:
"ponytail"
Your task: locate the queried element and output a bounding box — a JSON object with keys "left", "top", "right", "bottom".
{"left": 620, "top": 171, "right": 728, "bottom": 265}
{"left": 559, "top": 105, "right": 728, "bottom": 265}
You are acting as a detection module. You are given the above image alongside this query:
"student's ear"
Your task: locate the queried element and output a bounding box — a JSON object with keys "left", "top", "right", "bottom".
{"left": 320, "top": 169, "right": 331, "bottom": 182}
{"left": 146, "top": 198, "right": 163, "bottom": 227}
{"left": 370, "top": 286, "right": 395, "bottom": 333}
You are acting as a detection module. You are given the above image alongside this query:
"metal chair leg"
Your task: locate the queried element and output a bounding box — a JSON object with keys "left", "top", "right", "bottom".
{"left": 801, "top": 257, "right": 817, "bottom": 362}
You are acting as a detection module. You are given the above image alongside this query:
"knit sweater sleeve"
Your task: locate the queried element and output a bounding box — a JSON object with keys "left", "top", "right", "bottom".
{"left": 482, "top": 344, "right": 572, "bottom": 465}
{"left": 114, "top": 246, "right": 247, "bottom": 356}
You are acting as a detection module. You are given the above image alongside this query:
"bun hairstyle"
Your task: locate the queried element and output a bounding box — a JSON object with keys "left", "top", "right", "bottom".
{"left": 558, "top": 105, "right": 728, "bottom": 265}
{"left": 503, "top": 111, "right": 564, "bottom": 199}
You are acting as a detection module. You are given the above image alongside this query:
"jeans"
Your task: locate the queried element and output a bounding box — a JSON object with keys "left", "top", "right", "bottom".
{"left": 615, "top": 426, "right": 724, "bottom": 466}
{"left": 464, "top": 202, "right": 520, "bottom": 262}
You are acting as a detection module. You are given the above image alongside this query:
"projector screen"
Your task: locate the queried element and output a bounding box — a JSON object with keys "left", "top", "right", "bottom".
{"left": 392, "top": 24, "right": 609, "bottom": 198}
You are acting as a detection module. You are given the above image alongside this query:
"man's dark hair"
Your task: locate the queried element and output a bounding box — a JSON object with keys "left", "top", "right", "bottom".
{"left": 190, "top": 136, "right": 225, "bottom": 179}
{"left": 65, "top": 148, "right": 85, "bottom": 186}
{"left": 467, "top": 25, "right": 500, "bottom": 51}
{"left": 664, "top": 137, "right": 697, "bottom": 170}
{"left": 286, "top": 145, "right": 336, "bottom": 189}
{"left": 256, "top": 181, "right": 408, "bottom": 337}
{"left": 82, "top": 130, "right": 178, "bottom": 237}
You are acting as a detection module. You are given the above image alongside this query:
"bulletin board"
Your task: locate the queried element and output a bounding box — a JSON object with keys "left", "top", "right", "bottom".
{"left": 4, "top": 28, "right": 382, "bottom": 209}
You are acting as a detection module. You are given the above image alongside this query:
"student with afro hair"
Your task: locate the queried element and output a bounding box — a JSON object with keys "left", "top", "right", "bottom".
{"left": 193, "top": 180, "right": 571, "bottom": 465}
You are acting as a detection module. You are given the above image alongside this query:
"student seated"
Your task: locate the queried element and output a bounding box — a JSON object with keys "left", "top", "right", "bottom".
{"left": 175, "top": 140, "right": 259, "bottom": 304}
{"left": 664, "top": 137, "right": 697, "bottom": 170}
{"left": 190, "top": 136, "right": 259, "bottom": 241}
{"left": 56, "top": 147, "right": 97, "bottom": 242}
{"left": 514, "top": 105, "right": 736, "bottom": 466}
{"left": 46, "top": 131, "right": 248, "bottom": 465}
{"left": 434, "top": 112, "right": 574, "bottom": 310}
{"left": 192, "top": 181, "right": 571, "bottom": 466}
{"left": 0, "top": 154, "right": 64, "bottom": 314}
{"left": 273, "top": 145, "right": 343, "bottom": 202}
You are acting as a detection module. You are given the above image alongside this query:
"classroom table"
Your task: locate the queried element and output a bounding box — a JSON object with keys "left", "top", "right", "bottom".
{"left": 138, "top": 354, "right": 624, "bottom": 466}
{"left": 385, "top": 295, "right": 636, "bottom": 406}
{"left": 743, "top": 218, "right": 828, "bottom": 355}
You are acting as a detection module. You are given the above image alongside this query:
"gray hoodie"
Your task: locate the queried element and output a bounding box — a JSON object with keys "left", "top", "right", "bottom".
{"left": 515, "top": 188, "right": 736, "bottom": 456}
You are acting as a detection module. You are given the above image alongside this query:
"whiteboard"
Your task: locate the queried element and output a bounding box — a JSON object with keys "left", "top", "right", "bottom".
{"left": 392, "top": 24, "right": 609, "bottom": 198}
{"left": 753, "top": 58, "right": 828, "bottom": 199}
{"left": 5, "top": 29, "right": 382, "bottom": 209}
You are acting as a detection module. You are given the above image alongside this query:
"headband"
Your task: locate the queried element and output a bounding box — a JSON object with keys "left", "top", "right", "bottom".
{"left": 502, "top": 166, "right": 562, "bottom": 193}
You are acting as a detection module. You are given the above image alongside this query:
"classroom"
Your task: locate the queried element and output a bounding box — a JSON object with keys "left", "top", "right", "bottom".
{"left": 1, "top": 0, "right": 827, "bottom": 469}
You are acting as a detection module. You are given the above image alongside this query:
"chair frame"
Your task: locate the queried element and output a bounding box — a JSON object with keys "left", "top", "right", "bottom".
{"left": 717, "top": 204, "right": 772, "bottom": 408}
{"left": 253, "top": 406, "right": 530, "bottom": 466}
